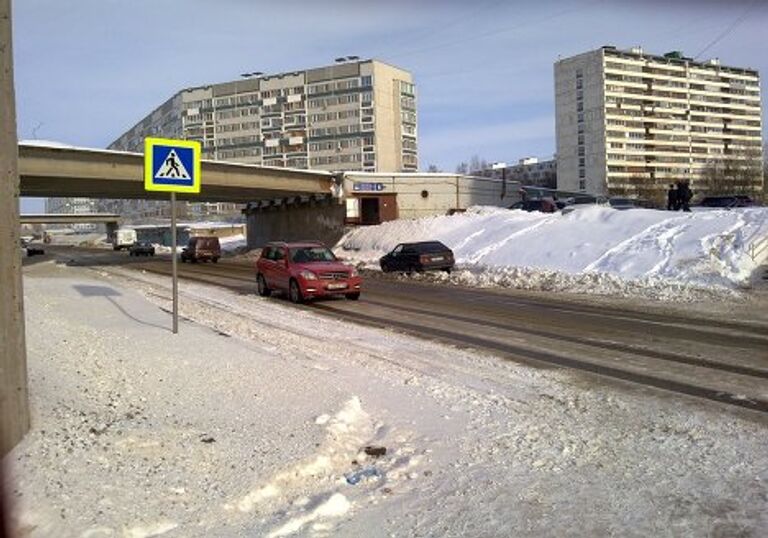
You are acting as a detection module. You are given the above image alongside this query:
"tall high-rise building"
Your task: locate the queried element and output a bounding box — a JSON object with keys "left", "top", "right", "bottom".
{"left": 107, "top": 58, "right": 417, "bottom": 220}
{"left": 110, "top": 59, "right": 417, "bottom": 173}
{"left": 555, "top": 46, "right": 763, "bottom": 198}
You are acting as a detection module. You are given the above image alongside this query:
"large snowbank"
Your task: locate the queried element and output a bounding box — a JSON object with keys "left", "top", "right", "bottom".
{"left": 336, "top": 206, "right": 768, "bottom": 299}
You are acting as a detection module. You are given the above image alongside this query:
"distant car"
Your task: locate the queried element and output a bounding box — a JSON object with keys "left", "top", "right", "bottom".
{"left": 25, "top": 245, "right": 45, "bottom": 256}
{"left": 129, "top": 241, "right": 155, "bottom": 257}
{"left": 699, "top": 195, "right": 755, "bottom": 208}
{"left": 509, "top": 199, "right": 563, "bottom": 213}
{"left": 180, "top": 236, "right": 221, "bottom": 263}
{"left": 608, "top": 197, "right": 638, "bottom": 210}
{"left": 380, "top": 241, "right": 455, "bottom": 274}
{"left": 256, "top": 241, "right": 362, "bottom": 303}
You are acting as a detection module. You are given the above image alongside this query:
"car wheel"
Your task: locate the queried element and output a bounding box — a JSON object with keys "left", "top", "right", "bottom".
{"left": 212, "top": 257, "right": 219, "bottom": 264}
{"left": 345, "top": 293, "right": 360, "bottom": 301}
{"left": 289, "top": 279, "right": 304, "bottom": 304}
{"left": 443, "top": 268, "right": 452, "bottom": 274}
{"left": 257, "top": 274, "right": 271, "bottom": 297}
{"left": 380, "top": 262, "right": 389, "bottom": 273}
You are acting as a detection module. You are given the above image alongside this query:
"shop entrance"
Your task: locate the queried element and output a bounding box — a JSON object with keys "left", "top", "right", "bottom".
{"left": 359, "top": 194, "right": 398, "bottom": 225}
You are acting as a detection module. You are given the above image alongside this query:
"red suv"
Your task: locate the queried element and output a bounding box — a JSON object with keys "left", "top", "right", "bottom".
{"left": 256, "top": 241, "right": 362, "bottom": 303}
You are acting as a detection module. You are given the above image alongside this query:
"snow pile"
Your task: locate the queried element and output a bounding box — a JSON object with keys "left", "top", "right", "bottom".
{"left": 220, "top": 234, "right": 247, "bottom": 253}
{"left": 336, "top": 206, "right": 768, "bottom": 298}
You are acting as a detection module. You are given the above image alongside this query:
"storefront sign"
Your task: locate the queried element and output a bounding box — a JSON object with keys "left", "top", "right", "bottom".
{"left": 352, "top": 182, "right": 385, "bottom": 192}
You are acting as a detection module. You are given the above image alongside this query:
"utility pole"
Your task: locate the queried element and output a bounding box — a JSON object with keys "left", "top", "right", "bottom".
{"left": 0, "top": 0, "right": 30, "bottom": 456}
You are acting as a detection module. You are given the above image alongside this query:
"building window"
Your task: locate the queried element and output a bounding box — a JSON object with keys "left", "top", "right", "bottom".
{"left": 579, "top": 179, "right": 586, "bottom": 190}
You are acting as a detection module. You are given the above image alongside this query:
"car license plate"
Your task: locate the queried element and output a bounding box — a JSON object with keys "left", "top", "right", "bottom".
{"left": 431, "top": 256, "right": 444, "bottom": 262}
{"left": 327, "top": 283, "right": 348, "bottom": 290}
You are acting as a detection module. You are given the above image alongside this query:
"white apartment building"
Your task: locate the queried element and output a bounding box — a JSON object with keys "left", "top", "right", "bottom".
{"left": 475, "top": 157, "right": 557, "bottom": 189}
{"left": 555, "top": 46, "right": 763, "bottom": 198}
{"left": 110, "top": 59, "right": 417, "bottom": 173}
{"left": 107, "top": 59, "right": 417, "bottom": 219}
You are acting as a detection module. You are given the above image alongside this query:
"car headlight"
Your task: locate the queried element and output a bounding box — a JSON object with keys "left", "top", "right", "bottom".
{"left": 350, "top": 267, "right": 358, "bottom": 277}
{"left": 299, "top": 270, "right": 318, "bottom": 280}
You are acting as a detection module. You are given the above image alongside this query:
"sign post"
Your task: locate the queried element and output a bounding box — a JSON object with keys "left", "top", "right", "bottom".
{"left": 144, "top": 137, "right": 201, "bottom": 334}
{"left": 171, "top": 191, "right": 178, "bottom": 333}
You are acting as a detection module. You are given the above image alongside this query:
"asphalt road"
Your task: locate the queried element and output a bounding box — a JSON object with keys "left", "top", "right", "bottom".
{"left": 47, "top": 246, "right": 768, "bottom": 415}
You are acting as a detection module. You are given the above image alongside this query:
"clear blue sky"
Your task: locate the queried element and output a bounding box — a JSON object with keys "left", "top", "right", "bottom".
{"left": 14, "top": 0, "right": 767, "bottom": 212}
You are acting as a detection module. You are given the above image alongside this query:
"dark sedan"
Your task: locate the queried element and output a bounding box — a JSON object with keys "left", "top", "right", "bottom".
{"left": 380, "top": 241, "right": 455, "bottom": 274}
{"left": 129, "top": 241, "right": 155, "bottom": 257}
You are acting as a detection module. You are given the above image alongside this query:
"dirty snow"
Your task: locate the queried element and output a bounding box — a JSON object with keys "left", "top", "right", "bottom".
{"left": 6, "top": 261, "right": 768, "bottom": 537}
{"left": 336, "top": 206, "right": 768, "bottom": 300}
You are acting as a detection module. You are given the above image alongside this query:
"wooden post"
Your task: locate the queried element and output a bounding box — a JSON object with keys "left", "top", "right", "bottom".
{"left": 0, "top": 0, "right": 30, "bottom": 456}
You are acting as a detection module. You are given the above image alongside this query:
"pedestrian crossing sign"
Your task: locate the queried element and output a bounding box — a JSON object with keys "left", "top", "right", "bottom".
{"left": 144, "top": 137, "right": 201, "bottom": 193}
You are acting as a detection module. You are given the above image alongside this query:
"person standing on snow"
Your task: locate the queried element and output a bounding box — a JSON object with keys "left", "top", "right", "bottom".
{"left": 680, "top": 182, "right": 693, "bottom": 212}
{"left": 667, "top": 184, "right": 677, "bottom": 211}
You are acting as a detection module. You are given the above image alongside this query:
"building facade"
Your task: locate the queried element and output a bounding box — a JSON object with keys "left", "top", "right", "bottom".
{"left": 107, "top": 59, "right": 416, "bottom": 220}
{"left": 244, "top": 172, "right": 519, "bottom": 248}
{"left": 110, "top": 59, "right": 417, "bottom": 173}
{"left": 475, "top": 157, "right": 557, "bottom": 189}
{"left": 45, "top": 197, "right": 99, "bottom": 232}
{"left": 555, "top": 46, "right": 763, "bottom": 199}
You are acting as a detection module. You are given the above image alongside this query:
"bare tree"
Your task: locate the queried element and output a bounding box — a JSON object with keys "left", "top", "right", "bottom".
{"left": 455, "top": 162, "right": 469, "bottom": 175}
{"left": 426, "top": 164, "right": 441, "bottom": 173}
{"left": 698, "top": 148, "right": 763, "bottom": 198}
{"left": 633, "top": 178, "right": 665, "bottom": 208}
{"left": 608, "top": 175, "right": 664, "bottom": 208}
{"left": 468, "top": 155, "right": 488, "bottom": 174}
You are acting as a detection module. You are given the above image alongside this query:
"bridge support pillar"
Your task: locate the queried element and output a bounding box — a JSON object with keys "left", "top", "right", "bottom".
{"left": 106, "top": 221, "right": 118, "bottom": 244}
{"left": 1, "top": 0, "right": 30, "bottom": 457}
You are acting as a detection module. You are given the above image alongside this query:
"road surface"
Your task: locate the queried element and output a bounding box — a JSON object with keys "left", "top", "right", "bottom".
{"left": 47, "top": 245, "right": 768, "bottom": 415}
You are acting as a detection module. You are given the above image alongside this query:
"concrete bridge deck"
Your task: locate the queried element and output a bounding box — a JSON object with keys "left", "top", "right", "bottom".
{"left": 19, "top": 143, "right": 335, "bottom": 202}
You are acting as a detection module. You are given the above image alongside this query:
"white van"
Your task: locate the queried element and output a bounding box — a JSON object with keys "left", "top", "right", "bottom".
{"left": 112, "top": 228, "right": 137, "bottom": 251}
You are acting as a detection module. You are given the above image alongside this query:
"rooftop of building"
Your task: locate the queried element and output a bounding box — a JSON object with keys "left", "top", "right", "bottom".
{"left": 181, "top": 57, "right": 411, "bottom": 95}
{"left": 558, "top": 45, "right": 759, "bottom": 77}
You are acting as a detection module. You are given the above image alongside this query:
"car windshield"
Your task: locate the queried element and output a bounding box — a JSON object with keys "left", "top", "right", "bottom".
{"left": 290, "top": 246, "right": 337, "bottom": 263}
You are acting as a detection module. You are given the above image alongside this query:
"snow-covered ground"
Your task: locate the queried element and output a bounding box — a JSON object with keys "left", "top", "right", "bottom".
{"left": 336, "top": 206, "right": 768, "bottom": 301}
{"left": 6, "top": 260, "right": 768, "bottom": 537}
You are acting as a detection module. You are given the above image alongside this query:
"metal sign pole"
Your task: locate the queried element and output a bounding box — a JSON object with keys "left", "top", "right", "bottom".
{"left": 171, "top": 192, "right": 178, "bottom": 334}
{"left": 144, "top": 136, "right": 199, "bottom": 335}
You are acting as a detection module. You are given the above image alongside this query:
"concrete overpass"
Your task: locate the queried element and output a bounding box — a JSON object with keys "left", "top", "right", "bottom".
{"left": 19, "top": 213, "right": 121, "bottom": 225}
{"left": 19, "top": 143, "right": 336, "bottom": 202}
